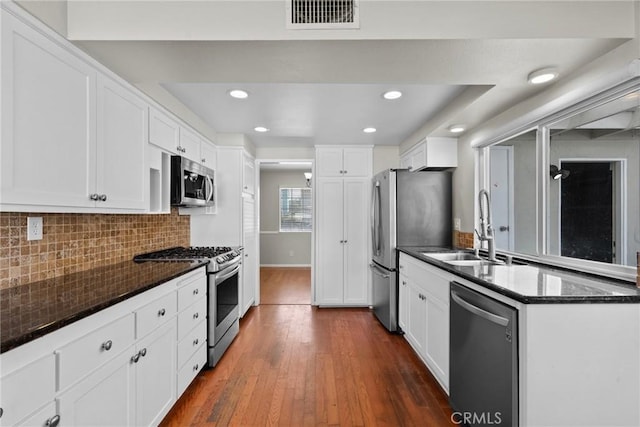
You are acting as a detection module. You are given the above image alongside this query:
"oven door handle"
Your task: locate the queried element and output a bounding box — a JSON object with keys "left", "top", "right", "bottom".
{"left": 215, "top": 263, "right": 240, "bottom": 285}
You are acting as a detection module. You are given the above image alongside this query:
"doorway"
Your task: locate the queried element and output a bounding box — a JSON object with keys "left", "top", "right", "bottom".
{"left": 257, "top": 160, "right": 314, "bottom": 305}
{"left": 558, "top": 160, "right": 624, "bottom": 263}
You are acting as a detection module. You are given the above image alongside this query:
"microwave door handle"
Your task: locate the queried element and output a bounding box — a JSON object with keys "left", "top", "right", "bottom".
{"left": 206, "top": 175, "right": 214, "bottom": 203}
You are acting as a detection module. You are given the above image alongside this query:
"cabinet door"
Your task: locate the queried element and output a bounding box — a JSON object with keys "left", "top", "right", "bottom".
{"left": 399, "top": 153, "right": 412, "bottom": 170}
{"left": 96, "top": 74, "right": 147, "bottom": 210}
{"left": 343, "top": 179, "right": 370, "bottom": 304}
{"left": 425, "top": 294, "right": 449, "bottom": 391}
{"left": 135, "top": 321, "right": 177, "bottom": 427}
{"left": 398, "top": 274, "right": 409, "bottom": 331}
{"left": 342, "top": 148, "right": 371, "bottom": 177}
{"left": 148, "top": 107, "right": 179, "bottom": 154}
{"left": 242, "top": 197, "right": 257, "bottom": 315}
{"left": 316, "top": 179, "right": 345, "bottom": 304}
{"left": 410, "top": 143, "right": 427, "bottom": 171}
{"left": 1, "top": 12, "right": 96, "bottom": 208}
{"left": 58, "top": 348, "right": 135, "bottom": 427}
{"left": 406, "top": 282, "right": 427, "bottom": 357}
{"left": 316, "top": 148, "right": 344, "bottom": 177}
{"left": 243, "top": 153, "right": 255, "bottom": 195}
{"left": 200, "top": 141, "right": 217, "bottom": 169}
{"left": 179, "top": 127, "right": 201, "bottom": 163}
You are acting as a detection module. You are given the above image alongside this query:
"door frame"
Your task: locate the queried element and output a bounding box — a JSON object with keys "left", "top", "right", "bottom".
{"left": 557, "top": 157, "right": 627, "bottom": 264}
{"left": 255, "top": 158, "right": 315, "bottom": 305}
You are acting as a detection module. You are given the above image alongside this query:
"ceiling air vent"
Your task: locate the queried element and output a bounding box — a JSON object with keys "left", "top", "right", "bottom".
{"left": 287, "top": 0, "right": 360, "bottom": 29}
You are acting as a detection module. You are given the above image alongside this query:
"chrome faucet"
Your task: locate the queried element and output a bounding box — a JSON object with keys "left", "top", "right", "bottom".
{"left": 477, "top": 189, "right": 497, "bottom": 262}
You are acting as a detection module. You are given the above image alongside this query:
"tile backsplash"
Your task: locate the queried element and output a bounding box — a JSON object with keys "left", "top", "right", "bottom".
{"left": 0, "top": 210, "right": 190, "bottom": 289}
{"left": 454, "top": 231, "right": 475, "bottom": 249}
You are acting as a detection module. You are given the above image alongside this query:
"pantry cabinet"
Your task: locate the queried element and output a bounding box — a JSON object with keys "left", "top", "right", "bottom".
{"left": 400, "top": 137, "right": 458, "bottom": 171}
{"left": 315, "top": 146, "right": 372, "bottom": 306}
{"left": 316, "top": 146, "right": 372, "bottom": 177}
{"left": 242, "top": 196, "right": 257, "bottom": 315}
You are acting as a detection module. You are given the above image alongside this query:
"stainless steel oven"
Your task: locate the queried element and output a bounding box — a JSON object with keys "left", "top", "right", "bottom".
{"left": 209, "top": 259, "right": 240, "bottom": 367}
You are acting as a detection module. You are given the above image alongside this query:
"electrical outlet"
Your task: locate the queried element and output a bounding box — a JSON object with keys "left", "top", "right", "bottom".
{"left": 454, "top": 218, "right": 461, "bottom": 231}
{"left": 27, "top": 217, "right": 43, "bottom": 241}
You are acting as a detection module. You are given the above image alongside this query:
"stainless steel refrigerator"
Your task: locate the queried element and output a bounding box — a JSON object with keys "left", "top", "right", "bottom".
{"left": 370, "top": 169, "right": 452, "bottom": 331}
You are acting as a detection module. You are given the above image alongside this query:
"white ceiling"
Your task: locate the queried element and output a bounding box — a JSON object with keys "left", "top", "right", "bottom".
{"left": 30, "top": 0, "right": 634, "bottom": 149}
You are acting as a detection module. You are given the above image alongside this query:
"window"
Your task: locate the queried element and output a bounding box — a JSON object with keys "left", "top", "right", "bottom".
{"left": 279, "top": 188, "right": 312, "bottom": 232}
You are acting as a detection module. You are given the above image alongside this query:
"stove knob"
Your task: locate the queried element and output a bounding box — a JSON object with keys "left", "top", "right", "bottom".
{"left": 216, "top": 256, "right": 224, "bottom": 263}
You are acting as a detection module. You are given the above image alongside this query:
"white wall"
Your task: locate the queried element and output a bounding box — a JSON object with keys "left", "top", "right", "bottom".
{"left": 260, "top": 169, "right": 312, "bottom": 266}
{"left": 372, "top": 145, "right": 399, "bottom": 174}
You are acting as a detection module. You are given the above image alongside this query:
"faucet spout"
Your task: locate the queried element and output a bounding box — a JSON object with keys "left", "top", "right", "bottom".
{"left": 477, "top": 189, "right": 497, "bottom": 262}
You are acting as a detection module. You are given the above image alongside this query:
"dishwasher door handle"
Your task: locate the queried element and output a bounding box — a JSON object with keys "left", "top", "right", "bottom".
{"left": 451, "top": 290, "right": 509, "bottom": 327}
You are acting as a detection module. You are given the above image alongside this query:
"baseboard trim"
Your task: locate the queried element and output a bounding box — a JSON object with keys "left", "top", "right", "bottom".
{"left": 260, "top": 264, "right": 312, "bottom": 268}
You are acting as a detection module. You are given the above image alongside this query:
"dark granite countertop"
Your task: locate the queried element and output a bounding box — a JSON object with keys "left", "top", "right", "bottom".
{"left": 0, "top": 260, "right": 208, "bottom": 353}
{"left": 398, "top": 247, "right": 640, "bottom": 304}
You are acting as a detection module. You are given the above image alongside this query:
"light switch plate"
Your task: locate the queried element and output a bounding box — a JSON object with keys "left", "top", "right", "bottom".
{"left": 27, "top": 217, "right": 43, "bottom": 241}
{"left": 454, "top": 218, "right": 461, "bottom": 231}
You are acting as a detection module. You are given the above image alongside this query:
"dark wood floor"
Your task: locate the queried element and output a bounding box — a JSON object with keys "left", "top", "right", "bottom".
{"left": 161, "top": 268, "right": 454, "bottom": 426}
{"left": 260, "top": 267, "right": 311, "bottom": 305}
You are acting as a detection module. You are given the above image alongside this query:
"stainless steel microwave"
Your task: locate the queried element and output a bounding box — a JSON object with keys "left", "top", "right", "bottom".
{"left": 170, "top": 156, "right": 215, "bottom": 207}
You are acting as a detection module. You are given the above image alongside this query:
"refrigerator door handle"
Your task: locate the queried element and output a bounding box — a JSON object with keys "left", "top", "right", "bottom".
{"left": 371, "top": 181, "right": 382, "bottom": 256}
{"left": 369, "top": 263, "right": 390, "bottom": 279}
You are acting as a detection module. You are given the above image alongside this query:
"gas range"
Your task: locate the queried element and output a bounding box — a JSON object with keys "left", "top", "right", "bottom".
{"left": 134, "top": 246, "right": 243, "bottom": 273}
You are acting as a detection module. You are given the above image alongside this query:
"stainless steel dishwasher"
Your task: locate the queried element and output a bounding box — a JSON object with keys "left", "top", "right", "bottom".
{"left": 449, "top": 282, "right": 518, "bottom": 426}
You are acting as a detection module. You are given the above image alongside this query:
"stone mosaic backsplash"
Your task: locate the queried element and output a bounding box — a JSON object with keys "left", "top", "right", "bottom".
{"left": 454, "top": 230, "right": 474, "bottom": 249}
{"left": 0, "top": 210, "right": 190, "bottom": 289}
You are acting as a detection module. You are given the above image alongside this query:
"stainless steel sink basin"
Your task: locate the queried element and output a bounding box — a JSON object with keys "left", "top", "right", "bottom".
{"left": 421, "top": 251, "right": 482, "bottom": 261}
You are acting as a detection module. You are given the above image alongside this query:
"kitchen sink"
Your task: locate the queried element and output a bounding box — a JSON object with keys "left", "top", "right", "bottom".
{"left": 421, "top": 251, "right": 482, "bottom": 261}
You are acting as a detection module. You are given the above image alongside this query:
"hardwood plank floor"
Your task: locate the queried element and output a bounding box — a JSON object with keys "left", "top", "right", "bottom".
{"left": 161, "top": 268, "right": 455, "bottom": 426}
{"left": 260, "top": 267, "right": 311, "bottom": 305}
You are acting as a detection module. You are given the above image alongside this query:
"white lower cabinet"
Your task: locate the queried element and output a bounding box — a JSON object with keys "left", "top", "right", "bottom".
{"left": 58, "top": 347, "right": 135, "bottom": 427}
{"left": 134, "top": 322, "right": 177, "bottom": 427}
{"left": 398, "top": 253, "right": 451, "bottom": 393}
{"left": 0, "top": 268, "right": 207, "bottom": 427}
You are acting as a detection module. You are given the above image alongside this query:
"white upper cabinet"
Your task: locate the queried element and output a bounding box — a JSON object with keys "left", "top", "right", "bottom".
{"left": 242, "top": 152, "right": 255, "bottom": 195}
{"left": 178, "top": 127, "right": 201, "bottom": 163}
{"left": 96, "top": 74, "right": 147, "bottom": 210}
{"left": 149, "top": 107, "right": 180, "bottom": 155}
{"left": 400, "top": 137, "right": 458, "bottom": 171}
{"left": 316, "top": 146, "right": 372, "bottom": 177}
{"left": 200, "top": 141, "right": 217, "bottom": 170}
{"left": 1, "top": 10, "right": 97, "bottom": 209}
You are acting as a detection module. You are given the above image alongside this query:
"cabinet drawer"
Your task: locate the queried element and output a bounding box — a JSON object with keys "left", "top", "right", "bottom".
{"left": 0, "top": 354, "right": 55, "bottom": 427}
{"left": 136, "top": 291, "right": 177, "bottom": 339}
{"left": 177, "top": 343, "right": 206, "bottom": 397}
{"left": 15, "top": 401, "right": 57, "bottom": 427}
{"left": 177, "top": 320, "right": 207, "bottom": 369}
{"left": 177, "top": 275, "right": 207, "bottom": 312}
{"left": 57, "top": 313, "right": 135, "bottom": 391}
{"left": 177, "top": 297, "right": 207, "bottom": 340}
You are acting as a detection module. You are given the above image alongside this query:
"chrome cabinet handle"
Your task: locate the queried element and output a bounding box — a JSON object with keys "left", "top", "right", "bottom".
{"left": 131, "top": 353, "right": 140, "bottom": 363}
{"left": 193, "top": 288, "right": 199, "bottom": 295}
{"left": 158, "top": 308, "right": 166, "bottom": 316}
{"left": 89, "top": 193, "right": 99, "bottom": 201}
{"left": 193, "top": 364, "right": 199, "bottom": 371}
{"left": 0, "top": 407, "right": 3, "bottom": 418}
{"left": 99, "top": 194, "right": 107, "bottom": 202}
{"left": 46, "top": 415, "right": 61, "bottom": 427}
{"left": 499, "top": 225, "right": 510, "bottom": 232}
{"left": 193, "top": 312, "right": 199, "bottom": 320}
{"left": 201, "top": 158, "right": 206, "bottom": 163}
{"left": 101, "top": 340, "right": 113, "bottom": 351}
{"left": 193, "top": 338, "right": 199, "bottom": 346}
{"left": 140, "top": 348, "right": 147, "bottom": 357}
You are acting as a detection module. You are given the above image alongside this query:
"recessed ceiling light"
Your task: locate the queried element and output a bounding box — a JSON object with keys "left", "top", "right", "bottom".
{"left": 527, "top": 68, "right": 559, "bottom": 85}
{"left": 254, "top": 126, "right": 269, "bottom": 132}
{"left": 448, "top": 124, "right": 466, "bottom": 133}
{"left": 229, "top": 89, "right": 249, "bottom": 99}
{"left": 363, "top": 127, "right": 377, "bottom": 133}
{"left": 383, "top": 90, "right": 403, "bottom": 100}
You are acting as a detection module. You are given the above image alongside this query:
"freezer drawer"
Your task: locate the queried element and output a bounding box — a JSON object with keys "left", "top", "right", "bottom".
{"left": 370, "top": 262, "right": 398, "bottom": 332}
